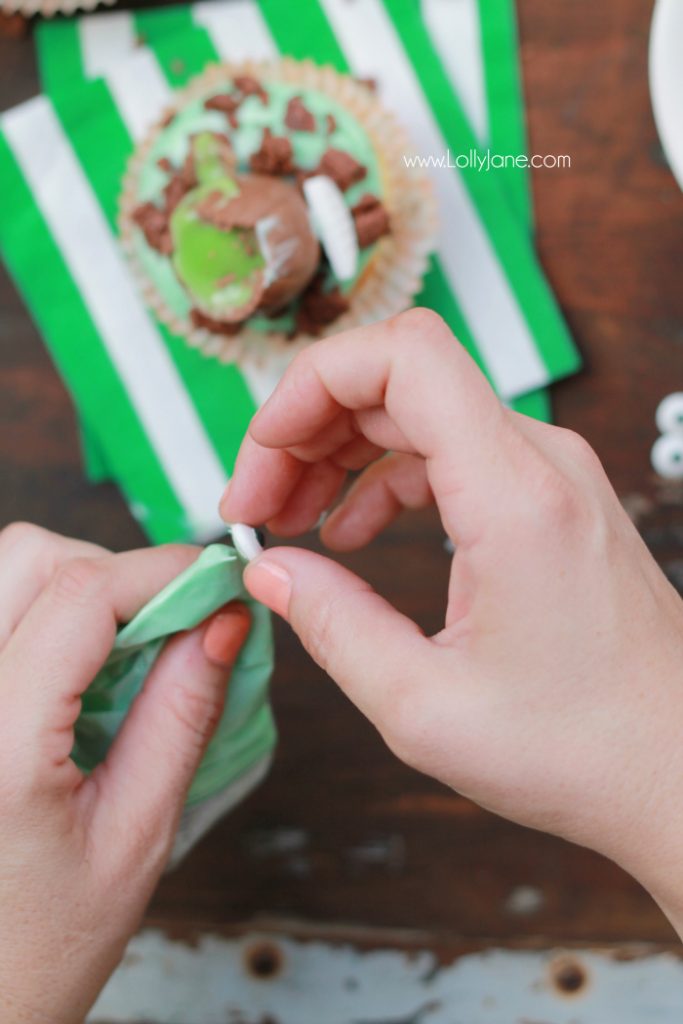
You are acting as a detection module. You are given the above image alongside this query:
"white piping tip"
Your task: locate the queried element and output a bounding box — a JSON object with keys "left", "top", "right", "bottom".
{"left": 229, "top": 523, "right": 264, "bottom": 562}
{"left": 303, "top": 174, "right": 359, "bottom": 282}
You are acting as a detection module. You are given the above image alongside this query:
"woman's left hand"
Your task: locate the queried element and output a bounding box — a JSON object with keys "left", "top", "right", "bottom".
{"left": 0, "top": 524, "right": 250, "bottom": 1024}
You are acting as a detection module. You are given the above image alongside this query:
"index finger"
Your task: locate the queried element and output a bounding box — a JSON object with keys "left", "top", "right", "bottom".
{"left": 221, "top": 308, "right": 508, "bottom": 541}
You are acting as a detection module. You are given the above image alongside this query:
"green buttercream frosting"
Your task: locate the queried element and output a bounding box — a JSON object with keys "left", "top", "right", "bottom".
{"left": 193, "top": 130, "right": 233, "bottom": 185}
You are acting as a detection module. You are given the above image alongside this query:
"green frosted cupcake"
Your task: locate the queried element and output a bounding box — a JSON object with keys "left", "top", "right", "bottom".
{"left": 120, "top": 59, "right": 435, "bottom": 363}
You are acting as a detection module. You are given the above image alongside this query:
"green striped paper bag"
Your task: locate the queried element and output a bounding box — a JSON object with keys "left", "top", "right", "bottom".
{"left": 0, "top": 0, "right": 580, "bottom": 544}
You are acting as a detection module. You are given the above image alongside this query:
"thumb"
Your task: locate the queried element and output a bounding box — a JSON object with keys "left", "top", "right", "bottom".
{"left": 244, "top": 548, "right": 429, "bottom": 726}
{"left": 90, "top": 603, "right": 251, "bottom": 855}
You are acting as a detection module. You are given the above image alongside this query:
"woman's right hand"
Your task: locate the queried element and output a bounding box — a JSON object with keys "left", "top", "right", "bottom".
{"left": 221, "top": 308, "right": 683, "bottom": 935}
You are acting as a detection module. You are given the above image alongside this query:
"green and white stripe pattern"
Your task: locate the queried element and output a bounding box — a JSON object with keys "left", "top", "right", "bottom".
{"left": 0, "top": 0, "right": 577, "bottom": 543}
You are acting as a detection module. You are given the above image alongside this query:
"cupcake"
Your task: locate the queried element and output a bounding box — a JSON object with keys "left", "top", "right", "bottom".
{"left": 120, "top": 59, "right": 436, "bottom": 364}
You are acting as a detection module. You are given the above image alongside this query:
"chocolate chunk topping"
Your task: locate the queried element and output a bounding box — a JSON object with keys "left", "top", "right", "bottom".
{"left": 195, "top": 186, "right": 264, "bottom": 238}
{"left": 234, "top": 75, "right": 269, "bottom": 104}
{"left": 294, "top": 167, "right": 317, "bottom": 191}
{"left": 179, "top": 149, "right": 198, "bottom": 188}
{"left": 160, "top": 143, "right": 208, "bottom": 214}
{"left": 351, "top": 193, "right": 390, "bottom": 247}
{"left": 317, "top": 148, "right": 367, "bottom": 191}
{"left": 204, "top": 92, "right": 241, "bottom": 116}
{"left": 162, "top": 174, "right": 189, "bottom": 215}
{"left": 285, "top": 96, "right": 316, "bottom": 132}
{"left": 190, "top": 308, "right": 243, "bottom": 335}
{"left": 133, "top": 147, "right": 200, "bottom": 253}
{"left": 195, "top": 190, "right": 230, "bottom": 229}
{"left": 132, "top": 202, "right": 173, "bottom": 255}
{"left": 325, "top": 113, "right": 337, "bottom": 135}
{"left": 205, "top": 79, "right": 267, "bottom": 130}
{"left": 195, "top": 189, "right": 257, "bottom": 232}
{"left": 356, "top": 76, "right": 378, "bottom": 92}
{"left": 295, "top": 273, "right": 350, "bottom": 336}
{"left": 161, "top": 148, "right": 198, "bottom": 214}
{"left": 249, "top": 127, "right": 296, "bottom": 175}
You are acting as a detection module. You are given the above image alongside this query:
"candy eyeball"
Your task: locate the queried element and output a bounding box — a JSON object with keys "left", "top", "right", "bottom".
{"left": 655, "top": 392, "right": 683, "bottom": 436}
{"left": 651, "top": 432, "right": 683, "bottom": 480}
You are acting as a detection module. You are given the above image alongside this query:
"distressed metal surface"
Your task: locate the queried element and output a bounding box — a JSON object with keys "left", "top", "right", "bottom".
{"left": 88, "top": 929, "right": 683, "bottom": 1023}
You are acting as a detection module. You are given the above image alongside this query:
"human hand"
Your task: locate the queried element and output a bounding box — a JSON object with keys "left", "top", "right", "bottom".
{"left": 220, "top": 309, "right": 683, "bottom": 933}
{"left": 0, "top": 525, "right": 250, "bottom": 1023}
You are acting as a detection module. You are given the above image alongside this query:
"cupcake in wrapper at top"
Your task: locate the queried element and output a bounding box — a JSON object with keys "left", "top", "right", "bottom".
{"left": 119, "top": 60, "right": 436, "bottom": 364}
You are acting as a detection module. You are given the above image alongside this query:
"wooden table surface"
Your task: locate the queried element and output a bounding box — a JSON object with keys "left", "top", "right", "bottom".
{"left": 1, "top": 0, "right": 683, "bottom": 958}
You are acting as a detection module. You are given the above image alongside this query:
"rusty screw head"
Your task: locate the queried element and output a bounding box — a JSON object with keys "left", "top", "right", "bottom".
{"left": 244, "top": 941, "right": 283, "bottom": 980}
{"left": 550, "top": 956, "right": 588, "bottom": 996}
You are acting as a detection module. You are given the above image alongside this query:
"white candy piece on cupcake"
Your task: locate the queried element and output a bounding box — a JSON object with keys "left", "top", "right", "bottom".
{"left": 303, "top": 174, "right": 359, "bottom": 282}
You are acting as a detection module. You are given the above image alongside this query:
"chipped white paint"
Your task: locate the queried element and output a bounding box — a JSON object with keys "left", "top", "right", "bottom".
{"left": 88, "top": 930, "right": 683, "bottom": 1023}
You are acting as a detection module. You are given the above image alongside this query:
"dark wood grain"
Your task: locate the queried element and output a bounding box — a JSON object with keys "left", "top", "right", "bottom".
{"left": 1, "top": 0, "right": 682, "bottom": 947}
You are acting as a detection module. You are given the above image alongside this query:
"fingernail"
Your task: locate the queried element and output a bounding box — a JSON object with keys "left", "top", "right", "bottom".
{"left": 325, "top": 503, "right": 349, "bottom": 529}
{"left": 219, "top": 481, "right": 231, "bottom": 518}
{"left": 244, "top": 557, "right": 292, "bottom": 618}
{"left": 203, "top": 604, "right": 250, "bottom": 668}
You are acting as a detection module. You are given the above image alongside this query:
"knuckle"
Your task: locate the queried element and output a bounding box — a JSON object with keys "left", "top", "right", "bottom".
{"left": 510, "top": 453, "right": 611, "bottom": 557}
{"left": 0, "top": 521, "right": 46, "bottom": 556}
{"left": 506, "top": 432, "right": 604, "bottom": 540}
{"left": 4, "top": 747, "right": 52, "bottom": 809}
{"left": 298, "top": 584, "right": 374, "bottom": 676}
{"left": 52, "top": 556, "right": 107, "bottom": 605}
{"left": 292, "top": 340, "right": 317, "bottom": 372}
{"left": 399, "top": 306, "right": 449, "bottom": 339}
{"left": 555, "top": 428, "right": 603, "bottom": 475}
{"left": 130, "top": 810, "right": 173, "bottom": 867}
{"left": 532, "top": 470, "right": 584, "bottom": 533}
{"left": 396, "top": 307, "right": 452, "bottom": 356}
{"left": 302, "top": 597, "right": 338, "bottom": 676}
{"left": 288, "top": 342, "right": 320, "bottom": 390}
{"left": 108, "top": 814, "right": 173, "bottom": 885}
{"left": 163, "top": 681, "right": 223, "bottom": 752}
